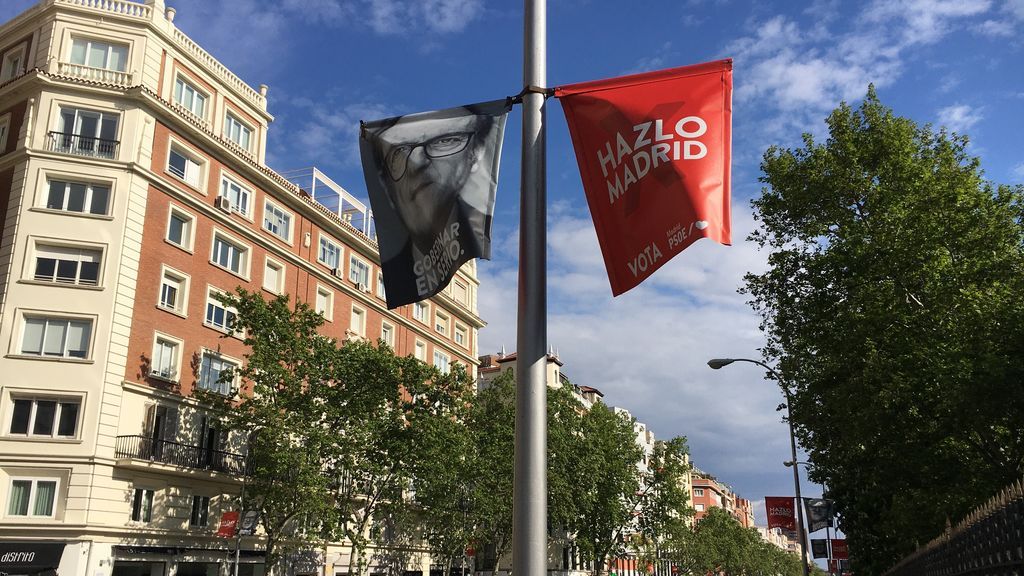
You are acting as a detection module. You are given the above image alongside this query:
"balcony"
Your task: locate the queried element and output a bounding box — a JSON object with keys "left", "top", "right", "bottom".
{"left": 115, "top": 435, "right": 248, "bottom": 477}
{"left": 47, "top": 131, "right": 119, "bottom": 159}
{"left": 55, "top": 61, "right": 134, "bottom": 87}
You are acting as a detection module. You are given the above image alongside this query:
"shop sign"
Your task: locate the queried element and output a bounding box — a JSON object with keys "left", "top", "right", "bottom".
{"left": 0, "top": 542, "right": 65, "bottom": 570}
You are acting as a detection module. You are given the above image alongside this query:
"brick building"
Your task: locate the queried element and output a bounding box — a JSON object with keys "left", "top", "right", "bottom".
{"left": 0, "top": 2, "right": 482, "bottom": 576}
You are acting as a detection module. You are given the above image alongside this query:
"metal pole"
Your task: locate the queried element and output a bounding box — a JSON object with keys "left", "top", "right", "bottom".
{"left": 514, "top": 1, "right": 547, "bottom": 576}
{"left": 706, "top": 358, "right": 809, "bottom": 576}
{"left": 784, "top": 394, "right": 810, "bottom": 576}
{"left": 234, "top": 475, "right": 246, "bottom": 576}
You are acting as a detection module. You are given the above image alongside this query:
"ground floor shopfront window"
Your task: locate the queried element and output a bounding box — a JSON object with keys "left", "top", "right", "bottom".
{"left": 175, "top": 563, "right": 221, "bottom": 576}
{"left": 112, "top": 561, "right": 166, "bottom": 576}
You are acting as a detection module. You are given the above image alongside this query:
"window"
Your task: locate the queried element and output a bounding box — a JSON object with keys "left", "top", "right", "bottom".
{"left": 454, "top": 325, "right": 468, "bottom": 348}
{"left": 131, "top": 488, "right": 154, "bottom": 522}
{"left": 70, "top": 37, "right": 128, "bottom": 71}
{"left": 224, "top": 112, "right": 252, "bottom": 151}
{"left": 219, "top": 174, "right": 252, "bottom": 216}
{"left": 434, "top": 312, "right": 449, "bottom": 336}
{"left": 694, "top": 503, "right": 705, "bottom": 512}
{"left": 198, "top": 352, "right": 236, "bottom": 395}
{"left": 168, "top": 145, "right": 202, "bottom": 188}
{"left": 380, "top": 322, "right": 395, "bottom": 347}
{"left": 376, "top": 271, "right": 386, "bottom": 300}
{"left": 204, "top": 289, "right": 237, "bottom": 332}
{"left": 9, "top": 397, "right": 80, "bottom": 438}
{"left": 263, "top": 258, "right": 284, "bottom": 294}
{"left": 211, "top": 233, "right": 248, "bottom": 276}
{"left": 315, "top": 286, "right": 333, "bottom": 320}
{"left": 1, "top": 46, "right": 25, "bottom": 82}
{"left": 693, "top": 488, "right": 705, "bottom": 497}
{"left": 453, "top": 281, "right": 468, "bottom": 306}
{"left": 21, "top": 316, "right": 92, "bottom": 359}
{"left": 55, "top": 107, "right": 118, "bottom": 158}
{"left": 414, "top": 341, "right": 426, "bottom": 361}
{"left": 190, "top": 495, "right": 210, "bottom": 527}
{"left": 45, "top": 179, "right": 109, "bottom": 215}
{"left": 151, "top": 335, "right": 180, "bottom": 381}
{"left": 33, "top": 244, "right": 101, "bottom": 286}
{"left": 166, "top": 207, "right": 194, "bottom": 250}
{"left": 158, "top": 267, "right": 189, "bottom": 315}
{"left": 263, "top": 201, "right": 291, "bottom": 241}
{"left": 0, "top": 114, "right": 9, "bottom": 153}
{"left": 8, "top": 479, "right": 58, "bottom": 518}
{"left": 433, "top": 350, "right": 450, "bottom": 374}
{"left": 349, "top": 256, "right": 370, "bottom": 287}
{"left": 318, "top": 236, "right": 342, "bottom": 270}
{"left": 174, "top": 76, "right": 207, "bottom": 119}
{"left": 413, "top": 302, "right": 428, "bottom": 323}
{"left": 350, "top": 306, "right": 365, "bottom": 336}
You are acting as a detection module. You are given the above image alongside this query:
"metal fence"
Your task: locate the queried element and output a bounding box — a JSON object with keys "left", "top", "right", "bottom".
{"left": 115, "top": 434, "right": 248, "bottom": 475}
{"left": 883, "top": 478, "right": 1024, "bottom": 576}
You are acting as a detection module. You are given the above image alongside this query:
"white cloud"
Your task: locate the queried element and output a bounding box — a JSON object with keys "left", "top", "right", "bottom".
{"left": 1012, "top": 162, "right": 1024, "bottom": 179}
{"left": 974, "top": 18, "right": 1015, "bottom": 35}
{"left": 365, "top": 0, "right": 484, "bottom": 34}
{"left": 722, "top": 0, "right": 995, "bottom": 162}
{"left": 863, "top": 0, "right": 992, "bottom": 46}
{"left": 476, "top": 202, "right": 784, "bottom": 496}
{"left": 1005, "top": 0, "right": 1024, "bottom": 19}
{"left": 936, "top": 103, "right": 984, "bottom": 133}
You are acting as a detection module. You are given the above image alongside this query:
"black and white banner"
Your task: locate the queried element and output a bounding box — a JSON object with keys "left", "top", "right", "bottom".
{"left": 810, "top": 538, "right": 829, "bottom": 559}
{"left": 360, "top": 99, "right": 510, "bottom": 309}
{"left": 804, "top": 497, "right": 834, "bottom": 533}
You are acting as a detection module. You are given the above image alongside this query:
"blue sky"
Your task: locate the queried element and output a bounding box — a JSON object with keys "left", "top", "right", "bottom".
{"left": 7, "top": 0, "right": 1024, "bottom": 538}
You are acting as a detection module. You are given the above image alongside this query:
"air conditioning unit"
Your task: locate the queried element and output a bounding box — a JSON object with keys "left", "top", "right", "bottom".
{"left": 215, "top": 196, "right": 232, "bottom": 212}
{"left": 357, "top": 281, "right": 370, "bottom": 293}
{"left": 332, "top": 267, "right": 345, "bottom": 279}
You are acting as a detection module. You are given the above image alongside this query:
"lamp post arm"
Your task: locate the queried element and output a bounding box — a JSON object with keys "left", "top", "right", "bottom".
{"left": 711, "top": 357, "right": 808, "bottom": 576}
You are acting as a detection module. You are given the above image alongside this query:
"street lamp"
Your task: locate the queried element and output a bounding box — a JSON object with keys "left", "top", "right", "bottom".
{"left": 707, "top": 358, "right": 810, "bottom": 576}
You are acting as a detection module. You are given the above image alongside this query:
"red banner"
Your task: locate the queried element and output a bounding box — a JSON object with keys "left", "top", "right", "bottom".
{"left": 217, "top": 511, "right": 240, "bottom": 537}
{"left": 555, "top": 59, "right": 732, "bottom": 296}
{"left": 831, "top": 538, "right": 849, "bottom": 559}
{"left": 765, "top": 496, "right": 796, "bottom": 531}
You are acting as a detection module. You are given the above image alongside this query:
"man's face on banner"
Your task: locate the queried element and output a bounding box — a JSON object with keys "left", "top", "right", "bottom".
{"left": 379, "top": 114, "right": 481, "bottom": 248}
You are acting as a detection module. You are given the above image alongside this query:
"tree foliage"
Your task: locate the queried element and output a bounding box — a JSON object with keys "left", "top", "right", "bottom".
{"left": 663, "top": 508, "right": 805, "bottom": 576}
{"left": 745, "top": 87, "right": 1024, "bottom": 573}
{"left": 200, "top": 289, "right": 468, "bottom": 576}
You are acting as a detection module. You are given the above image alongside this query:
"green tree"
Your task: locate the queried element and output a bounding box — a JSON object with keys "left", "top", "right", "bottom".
{"left": 464, "top": 370, "right": 517, "bottom": 571}
{"left": 632, "top": 438, "right": 694, "bottom": 572}
{"left": 196, "top": 291, "right": 342, "bottom": 575}
{"left": 200, "top": 289, "right": 468, "bottom": 576}
{"left": 406, "top": 364, "right": 477, "bottom": 576}
{"left": 568, "top": 401, "right": 644, "bottom": 575}
{"left": 745, "top": 87, "right": 1024, "bottom": 572}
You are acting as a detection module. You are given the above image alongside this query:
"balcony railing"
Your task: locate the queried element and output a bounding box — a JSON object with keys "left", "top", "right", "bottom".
{"left": 47, "top": 131, "right": 119, "bottom": 159}
{"left": 115, "top": 434, "right": 249, "bottom": 476}
{"left": 56, "top": 61, "right": 134, "bottom": 86}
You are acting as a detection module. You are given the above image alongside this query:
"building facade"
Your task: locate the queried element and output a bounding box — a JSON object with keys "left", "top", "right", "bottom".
{"left": 0, "top": 2, "right": 482, "bottom": 576}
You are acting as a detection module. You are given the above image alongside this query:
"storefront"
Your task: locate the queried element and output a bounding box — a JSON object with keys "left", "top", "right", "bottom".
{"left": 111, "top": 546, "right": 264, "bottom": 576}
{"left": 0, "top": 542, "right": 66, "bottom": 576}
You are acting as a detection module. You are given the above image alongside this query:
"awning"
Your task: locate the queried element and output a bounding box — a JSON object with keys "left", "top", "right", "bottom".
{"left": 0, "top": 542, "right": 66, "bottom": 575}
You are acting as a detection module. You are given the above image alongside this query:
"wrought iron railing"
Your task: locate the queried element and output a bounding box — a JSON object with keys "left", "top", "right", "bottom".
{"left": 883, "top": 477, "right": 1024, "bottom": 575}
{"left": 115, "top": 434, "right": 248, "bottom": 475}
{"left": 47, "top": 131, "right": 119, "bottom": 159}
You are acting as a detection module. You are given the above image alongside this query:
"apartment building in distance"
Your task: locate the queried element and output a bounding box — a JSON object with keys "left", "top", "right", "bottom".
{"left": 689, "top": 469, "right": 752, "bottom": 527}
{"left": 0, "top": 2, "right": 482, "bottom": 576}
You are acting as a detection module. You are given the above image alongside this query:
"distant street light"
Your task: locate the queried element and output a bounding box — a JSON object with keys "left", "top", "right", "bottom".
{"left": 707, "top": 358, "right": 810, "bottom": 576}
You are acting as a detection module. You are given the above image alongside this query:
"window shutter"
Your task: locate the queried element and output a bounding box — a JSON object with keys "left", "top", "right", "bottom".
{"left": 144, "top": 403, "right": 156, "bottom": 435}
{"left": 164, "top": 407, "right": 178, "bottom": 442}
